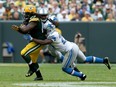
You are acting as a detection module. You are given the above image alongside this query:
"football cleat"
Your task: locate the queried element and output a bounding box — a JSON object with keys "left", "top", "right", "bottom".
{"left": 34, "top": 70, "right": 43, "bottom": 81}
{"left": 104, "top": 57, "right": 111, "bottom": 70}
{"left": 25, "top": 63, "right": 39, "bottom": 77}
{"left": 25, "top": 70, "right": 34, "bottom": 77}
{"left": 34, "top": 77, "right": 43, "bottom": 81}
{"left": 80, "top": 74, "right": 87, "bottom": 81}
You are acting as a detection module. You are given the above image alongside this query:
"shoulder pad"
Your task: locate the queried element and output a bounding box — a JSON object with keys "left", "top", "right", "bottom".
{"left": 29, "top": 17, "right": 39, "bottom": 22}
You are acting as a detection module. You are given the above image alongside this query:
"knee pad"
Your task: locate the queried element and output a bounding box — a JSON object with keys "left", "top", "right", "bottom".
{"left": 62, "top": 67, "right": 73, "bottom": 75}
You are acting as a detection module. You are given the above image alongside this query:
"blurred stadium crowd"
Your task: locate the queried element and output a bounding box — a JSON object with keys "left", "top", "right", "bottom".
{"left": 0, "top": 0, "right": 116, "bottom": 21}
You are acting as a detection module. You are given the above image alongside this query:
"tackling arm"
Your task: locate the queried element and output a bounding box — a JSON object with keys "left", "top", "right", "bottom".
{"left": 23, "top": 34, "right": 53, "bottom": 45}
{"left": 32, "top": 38, "right": 53, "bottom": 45}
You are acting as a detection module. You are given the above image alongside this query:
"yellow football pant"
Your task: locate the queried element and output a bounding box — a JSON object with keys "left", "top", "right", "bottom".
{"left": 21, "top": 41, "right": 44, "bottom": 63}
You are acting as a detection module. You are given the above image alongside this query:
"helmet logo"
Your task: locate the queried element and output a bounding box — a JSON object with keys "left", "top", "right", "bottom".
{"left": 29, "top": 7, "right": 34, "bottom": 11}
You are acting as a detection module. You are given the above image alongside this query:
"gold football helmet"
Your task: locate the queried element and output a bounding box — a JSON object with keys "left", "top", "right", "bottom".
{"left": 23, "top": 5, "right": 37, "bottom": 21}
{"left": 24, "top": 5, "right": 36, "bottom": 13}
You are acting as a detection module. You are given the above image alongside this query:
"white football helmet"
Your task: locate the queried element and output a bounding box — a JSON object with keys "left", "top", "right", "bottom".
{"left": 37, "top": 8, "right": 48, "bottom": 22}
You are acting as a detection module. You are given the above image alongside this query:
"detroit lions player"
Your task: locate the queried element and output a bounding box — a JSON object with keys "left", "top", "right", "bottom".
{"left": 37, "top": 8, "right": 81, "bottom": 71}
{"left": 37, "top": 7, "right": 65, "bottom": 62}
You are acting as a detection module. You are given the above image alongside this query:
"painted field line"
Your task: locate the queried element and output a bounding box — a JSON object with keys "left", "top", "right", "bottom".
{"left": 0, "top": 63, "right": 26, "bottom": 66}
{"left": 0, "top": 63, "right": 115, "bottom": 67}
{"left": 13, "top": 82, "right": 116, "bottom": 87}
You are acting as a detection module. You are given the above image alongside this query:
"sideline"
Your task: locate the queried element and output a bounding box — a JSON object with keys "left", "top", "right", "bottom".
{"left": 13, "top": 82, "right": 116, "bottom": 87}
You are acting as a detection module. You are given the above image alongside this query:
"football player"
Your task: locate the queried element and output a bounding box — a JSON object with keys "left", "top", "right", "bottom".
{"left": 11, "top": 5, "right": 46, "bottom": 81}
{"left": 23, "top": 19, "right": 111, "bottom": 80}
{"left": 37, "top": 8, "right": 82, "bottom": 72}
{"left": 37, "top": 7, "right": 61, "bottom": 63}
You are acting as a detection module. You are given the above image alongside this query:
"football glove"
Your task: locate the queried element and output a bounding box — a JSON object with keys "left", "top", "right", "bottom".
{"left": 23, "top": 34, "right": 33, "bottom": 41}
{"left": 47, "top": 18, "right": 59, "bottom": 27}
{"left": 11, "top": 25, "right": 20, "bottom": 31}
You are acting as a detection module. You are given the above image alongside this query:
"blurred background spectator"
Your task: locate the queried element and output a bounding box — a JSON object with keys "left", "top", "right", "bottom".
{"left": 97, "top": 13, "right": 104, "bottom": 21}
{"left": 106, "top": 13, "right": 115, "bottom": 21}
{"left": 14, "top": 0, "right": 26, "bottom": 8}
{"left": 57, "top": 10, "right": 70, "bottom": 22}
{"left": 11, "top": 5, "right": 23, "bottom": 20}
{"left": 0, "top": 1, "right": 5, "bottom": 20}
{"left": 2, "top": 6, "right": 12, "bottom": 20}
{"left": 91, "top": 8, "right": 100, "bottom": 21}
{"left": 11, "top": 11, "right": 22, "bottom": 20}
{"left": 74, "top": 32, "right": 86, "bottom": 54}
{"left": 0, "top": 0, "right": 115, "bottom": 21}
{"left": 81, "top": 11, "right": 93, "bottom": 21}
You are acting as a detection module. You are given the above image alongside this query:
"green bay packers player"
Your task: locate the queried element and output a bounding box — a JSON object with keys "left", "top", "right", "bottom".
{"left": 11, "top": 5, "right": 46, "bottom": 81}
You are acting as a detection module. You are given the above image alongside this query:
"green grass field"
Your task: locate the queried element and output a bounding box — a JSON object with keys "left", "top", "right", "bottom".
{"left": 0, "top": 63, "right": 115, "bottom": 87}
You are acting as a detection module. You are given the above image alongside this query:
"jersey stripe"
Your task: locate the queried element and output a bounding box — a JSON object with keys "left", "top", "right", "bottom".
{"left": 24, "top": 44, "right": 41, "bottom": 56}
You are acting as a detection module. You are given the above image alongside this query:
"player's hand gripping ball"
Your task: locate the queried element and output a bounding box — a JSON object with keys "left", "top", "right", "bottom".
{"left": 11, "top": 25, "right": 19, "bottom": 31}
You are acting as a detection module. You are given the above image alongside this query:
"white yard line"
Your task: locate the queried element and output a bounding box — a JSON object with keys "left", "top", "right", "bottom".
{"left": 13, "top": 82, "right": 116, "bottom": 87}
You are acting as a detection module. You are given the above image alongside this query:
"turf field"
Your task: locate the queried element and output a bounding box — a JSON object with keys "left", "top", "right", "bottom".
{"left": 0, "top": 63, "right": 115, "bottom": 87}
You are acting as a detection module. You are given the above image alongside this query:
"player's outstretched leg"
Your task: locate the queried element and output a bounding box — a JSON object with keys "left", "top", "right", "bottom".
{"left": 85, "top": 56, "right": 111, "bottom": 70}
{"left": 62, "top": 67, "right": 87, "bottom": 81}
{"left": 103, "top": 57, "right": 111, "bottom": 70}
{"left": 85, "top": 56, "right": 104, "bottom": 63}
